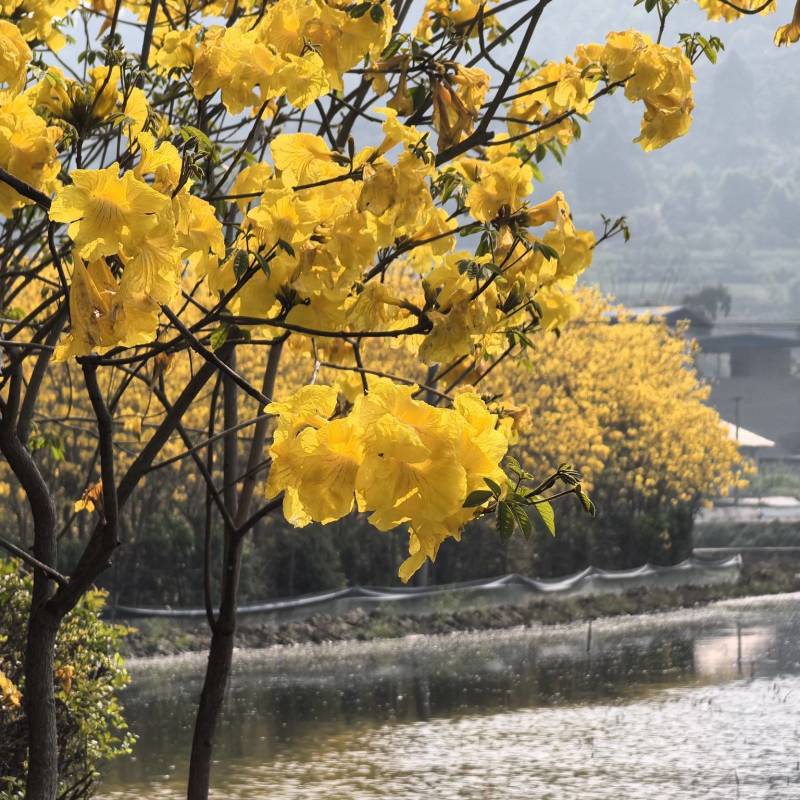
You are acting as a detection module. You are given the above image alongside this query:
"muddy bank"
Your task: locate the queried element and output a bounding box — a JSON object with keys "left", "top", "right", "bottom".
{"left": 118, "top": 560, "right": 799, "bottom": 658}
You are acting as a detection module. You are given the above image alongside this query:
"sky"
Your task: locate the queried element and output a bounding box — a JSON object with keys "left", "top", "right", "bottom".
{"left": 521, "top": 1, "right": 800, "bottom": 317}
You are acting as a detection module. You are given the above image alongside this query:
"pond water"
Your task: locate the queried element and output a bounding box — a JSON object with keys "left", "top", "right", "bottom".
{"left": 99, "top": 594, "right": 800, "bottom": 799}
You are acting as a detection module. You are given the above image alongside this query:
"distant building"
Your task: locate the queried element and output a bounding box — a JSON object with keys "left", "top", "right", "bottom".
{"left": 695, "top": 333, "right": 800, "bottom": 459}
{"left": 611, "top": 305, "right": 800, "bottom": 461}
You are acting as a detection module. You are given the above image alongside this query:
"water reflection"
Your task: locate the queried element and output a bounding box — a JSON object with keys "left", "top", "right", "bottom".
{"left": 100, "top": 595, "right": 800, "bottom": 799}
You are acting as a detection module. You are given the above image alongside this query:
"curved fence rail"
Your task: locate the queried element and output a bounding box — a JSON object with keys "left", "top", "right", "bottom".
{"left": 109, "top": 555, "right": 742, "bottom": 626}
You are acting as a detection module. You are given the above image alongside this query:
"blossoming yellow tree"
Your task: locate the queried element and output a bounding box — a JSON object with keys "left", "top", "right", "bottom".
{"left": 0, "top": 0, "right": 796, "bottom": 798}
{"left": 479, "top": 289, "right": 745, "bottom": 573}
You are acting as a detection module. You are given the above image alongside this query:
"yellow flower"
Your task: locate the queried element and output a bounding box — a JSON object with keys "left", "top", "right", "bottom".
{"left": 465, "top": 156, "right": 533, "bottom": 222}
{"left": 155, "top": 26, "right": 199, "bottom": 74}
{"left": 134, "top": 132, "right": 183, "bottom": 194}
{"left": 432, "top": 64, "right": 489, "bottom": 151}
{"left": 277, "top": 52, "right": 330, "bottom": 110}
{"left": 246, "top": 179, "right": 320, "bottom": 247}
{"left": 271, "top": 133, "right": 343, "bottom": 187}
{"left": 55, "top": 256, "right": 160, "bottom": 360}
{"left": 50, "top": 164, "right": 171, "bottom": 260}
{"left": 0, "top": 21, "right": 31, "bottom": 97}
{"left": 635, "top": 95, "right": 694, "bottom": 151}
{"left": 191, "top": 25, "right": 280, "bottom": 114}
{"left": 0, "top": 95, "right": 61, "bottom": 217}
{"left": 0, "top": 669, "right": 21, "bottom": 710}
{"left": 695, "top": 0, "right": 775, "bottom": 21}
{"left": 523, "top": 192, "right": 575, "bottom": 233}
{"left": 774, "top": 0, "right": 800, "bottom": 45}
{"left": 26, "top": 66, "right": 71, "bottom": 116}
{"left": 291, "top": 419, "right": 364, "bottom": 523}
{"left": 89, "top": 65, "right": 120, "bottom": 120}
{"left": 230, "top": 162, "right": 274, "bottom": 211}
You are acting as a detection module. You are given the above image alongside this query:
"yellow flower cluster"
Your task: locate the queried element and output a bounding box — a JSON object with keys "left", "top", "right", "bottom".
{"left": 694, "top": 0, "right": 799, "bottom": 49}
{"left": 205, "top": 118, "right": 593, "bottom": 368}
{"left": 26, "top": 65, "right": 150, "bottom": 143}
{"left": 0, "top": 20, "right": 31, "bottom": 98}
{"left": 0, "top": 0, "right": 78, "bottom": 49}
{"left": 49, "top": 153, "right": 224, "bottom": 358}
{"left": 412, "top": 153, "right": 595, "bottom": 363}
{"left": 0, "top": 668, "right": 21, "bottom": 710}
{"left": 0, "top": 21, "right": 61, "bottom": 216}
{"left": 192, "top": 0, "right": 394, "bottom": 113}
{"left": 508, "top": 45, "right": 604, "bottom": 151}
{"left": 510, "top": 30, "right": 695, "bottom": 152}
{"left": 414, "top": 0, "right": 501, "bottom": 43}
{"left": 210, "top": 120, "right": 441, "bottom": 334}
{"left": 0, "top": 96, "right": 61, "bottom": 217}
{"left": 695, "top": 0, "right": 775, "bottom": 21}
{"left": 265, "top": 378, "right": 511, "bottom": 581}
{"left": 605, "top": 30, "right": 696, "bottom": 151}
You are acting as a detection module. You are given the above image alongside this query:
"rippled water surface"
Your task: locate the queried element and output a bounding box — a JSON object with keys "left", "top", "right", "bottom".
{"left": 99, "top": 594, "right": 800, "bottom": 799}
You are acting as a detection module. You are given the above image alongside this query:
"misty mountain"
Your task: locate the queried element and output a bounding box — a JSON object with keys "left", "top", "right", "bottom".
{"left": 524, "top": 1, "right": 800, "bottom": 317}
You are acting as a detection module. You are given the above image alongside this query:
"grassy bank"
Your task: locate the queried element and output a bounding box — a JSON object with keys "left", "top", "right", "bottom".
{"left": 120, "top": 559, "right": 800, "bottom": 658}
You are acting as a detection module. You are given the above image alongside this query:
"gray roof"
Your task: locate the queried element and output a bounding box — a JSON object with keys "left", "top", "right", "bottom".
{"left": 697, "top": 333, "right": 800, "bottom": 352}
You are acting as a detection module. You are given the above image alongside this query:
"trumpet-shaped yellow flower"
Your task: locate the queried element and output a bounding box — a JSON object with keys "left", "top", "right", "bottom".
{"left": 55, "top": 257, "right": 160, "bottom": 360}
{"left": 465, "top": 156, "right": 533, "bottom": 222}
{"left": 265, "top": 378, "right": 511, "bottom": 581}
{"left": 50, "top": 164, "right": 171, "bottom": 260}
{"left": 0, "top": 95, "right": 61, "bottom": 217}
{"left": 271, "top": 133, "right": 344, "bottom": 187}
{"left": 154, "top": 27, "right": 200, "bottom": 74}
{"left": 695, "top": 0, "right": 775, "bottom": 21}
{"left": 0, "top": 21, "right": 31, "bottom": 97}
{"left": 774, "top": 0, "right": 800, "bottom": 45}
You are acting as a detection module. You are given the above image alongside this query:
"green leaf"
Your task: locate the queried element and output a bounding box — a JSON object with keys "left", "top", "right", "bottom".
{"left": 476, "top": 230, "right": 495, "bottom": 258}
{"left": 534, "top": 241, "right": 560, "bottom": 261}
{"left": 510, "top": 503, "right": 532, "bottom": 539}
{"left": 506, "top": 456, "right": 523, "bottom": 476}
{"left": 233, "top": 249, "right": 250, "bottom": 280}
{"left": 276, "top": 239, "right": 295, "bottom": 257}
{"left": 254, "top": 251, "right": 272, "bottom": 277}
{"left": 497, "top": 501, "right": 515, "bottom": 540}
{"left": 531, "top": 497, "right": 556, "bottom": 536}
{"left": 180, "top": 125, "right": 213, "bottom": 155}
{"left": 578, "top": 490, "right": 596, "bottom": 517}
{"left": 463, "top": 489, "right": 494, "bottom": 508}
{"left": 484, "top": 477, "right": 503, "bottom": 497}
{"left": 209, "top": 324, "right": 229, "bottom": 351}
{"left": 348, "top": 1, "right": 371, "bottom": 16}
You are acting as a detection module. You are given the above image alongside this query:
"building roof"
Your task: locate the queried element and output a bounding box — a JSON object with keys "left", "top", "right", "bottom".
{"left": 722, "top": 420, "right": 775, "bottom": 448}
{"left": 697, "top": 333, "right": 800, "bottom": 352}
{"left": 606, "top": 305, "right": 712, "bottom": 328}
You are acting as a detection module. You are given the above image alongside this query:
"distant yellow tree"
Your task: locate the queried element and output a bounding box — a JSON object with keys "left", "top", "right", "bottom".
{"left": 477, "top": 290, "right": 746, "bottom": 571}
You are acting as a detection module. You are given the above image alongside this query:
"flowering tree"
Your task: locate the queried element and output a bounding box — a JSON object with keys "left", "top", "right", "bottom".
{"left": 478, "top": 289, "right": 746, "bottom": 573}
{"left": 0, "top": 0, "right": 796, "bottom": 797}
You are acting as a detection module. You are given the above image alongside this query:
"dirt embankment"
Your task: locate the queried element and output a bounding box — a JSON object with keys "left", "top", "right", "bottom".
{"left": 121, "top": 561, "right": 800, "bottom": 658}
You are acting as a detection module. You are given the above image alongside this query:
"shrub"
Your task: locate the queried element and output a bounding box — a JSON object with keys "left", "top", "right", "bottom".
{"left": 0, "top": 561, "right": 134, "bottom": 800}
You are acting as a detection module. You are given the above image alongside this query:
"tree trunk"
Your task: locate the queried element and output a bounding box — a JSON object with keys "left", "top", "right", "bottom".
{"left": 0, "top": 380, "right": 61, "bottom": 800}
{"left": 24, "top": 598, "right": 60, "bottom": 800}
{"left": 186, "top": 341, "right": 284, "bottom": 800}
{"left": 186, "top": 533, "right": 243, "bottom": 800}
{"left": 187, "top": 349, "right": 241, "bottom": 800}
